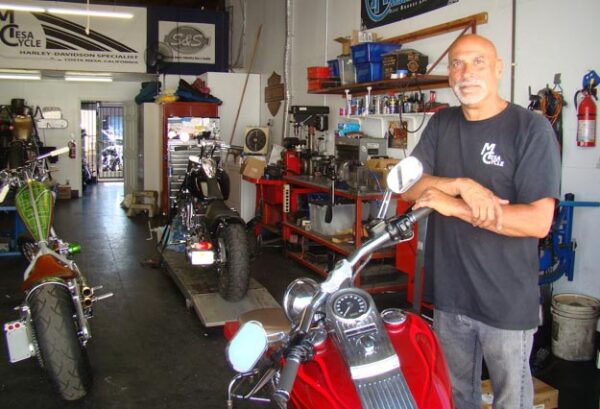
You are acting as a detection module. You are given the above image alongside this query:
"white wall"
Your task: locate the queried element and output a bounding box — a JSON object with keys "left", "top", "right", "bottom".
{"left": 514, "top": 0, "right": 600, "bottom": 303}
{"left": 0, "top": 79, "right": 140, "bottom": 195}
{"left": 232, "top": 0, "right": 600, "bottom": 303}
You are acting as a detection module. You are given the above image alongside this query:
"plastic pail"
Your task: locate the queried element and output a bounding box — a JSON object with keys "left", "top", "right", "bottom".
{"left": 551, "top": 293, "right": 600, "bottom": 361}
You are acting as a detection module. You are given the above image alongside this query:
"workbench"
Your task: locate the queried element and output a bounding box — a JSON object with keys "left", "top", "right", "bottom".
{"left": 280, "top": 175, "right": 419, "bottom": 294}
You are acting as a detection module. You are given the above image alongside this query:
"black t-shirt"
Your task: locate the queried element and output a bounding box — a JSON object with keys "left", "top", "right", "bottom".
{"left": 411, "top": 103, "right": 561, "bottom": 329}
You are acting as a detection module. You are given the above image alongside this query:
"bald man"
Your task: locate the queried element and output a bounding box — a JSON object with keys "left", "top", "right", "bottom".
{"left": 402, "top": 34, "right": 561, "bottom": 408}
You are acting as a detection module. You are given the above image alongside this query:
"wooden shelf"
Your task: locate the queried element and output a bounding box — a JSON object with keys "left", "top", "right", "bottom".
{"left": 308, "top": 12, "right": 487, "bottom": 97}
{"left": 308, "top": 74, "right": 449, "bottom": 96}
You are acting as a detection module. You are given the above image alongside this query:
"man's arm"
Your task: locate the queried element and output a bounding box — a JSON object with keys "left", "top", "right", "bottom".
{"left": 411, "top": 186, "right": 555, "bottom": 238}
{"left": 401, "top": 174, "right": 509, "bottom": 230}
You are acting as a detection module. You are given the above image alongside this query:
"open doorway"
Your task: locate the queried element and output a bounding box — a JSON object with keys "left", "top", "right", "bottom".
{"left": 81, "top": 102, "right": 125, "bottom": 182}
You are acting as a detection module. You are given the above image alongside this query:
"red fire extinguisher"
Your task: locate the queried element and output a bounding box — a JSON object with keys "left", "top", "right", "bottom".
{"left": 575, "top": 70, "right": 599, "bottom": 147}
{"left": 68, "top": 140, "right": 77, "bottom": 158}
{"left": 575, "top": 89, "right": 597, "bottom": 147}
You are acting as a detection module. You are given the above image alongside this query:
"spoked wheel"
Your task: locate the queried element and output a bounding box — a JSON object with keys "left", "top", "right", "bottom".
{"left": 17, "top": 235, "right": 37, "bottom": 262}
{"left": 217, "top": 223, "right": 250, "bottom": 302}
{"left": 28, "top": 284, "right": 92, "bottom": 401}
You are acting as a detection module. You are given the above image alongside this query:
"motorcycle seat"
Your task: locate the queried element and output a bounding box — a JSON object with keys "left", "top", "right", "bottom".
{"left": 22, "top": 254, "right": 78, "bottom": 291}
{"left": 238, "top": 307, "right": 291, "bottom": 343}
{"left": 205, "top": 200, "right": 242, "bottom": 230}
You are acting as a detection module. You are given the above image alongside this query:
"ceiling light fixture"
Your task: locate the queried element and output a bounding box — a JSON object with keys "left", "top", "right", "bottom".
{"left": 0, "top": 3, "right": 45, "bottom": 12}
{"left": 65, "top": 74, "right": 113, "bottom": 82}
{"left": 0, "top": 3, "right": 133, "bottom": 19}
{"left": 47, "top": 7, "right": 133, "bottom": 19}
{"left": 0, "top": 70, "right": 41, "bottom": 80}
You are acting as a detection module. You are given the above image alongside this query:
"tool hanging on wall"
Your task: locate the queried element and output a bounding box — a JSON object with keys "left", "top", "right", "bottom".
{"left": 528, "top": 73, "right": 565, "bottom": 156}
{"left": 574, "top": 70, "right": 599, "bottom": 147}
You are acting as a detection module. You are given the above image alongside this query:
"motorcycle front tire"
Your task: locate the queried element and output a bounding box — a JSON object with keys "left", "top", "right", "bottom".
{"left": 29, "top": 284, "right": 92, "bottom": 401}
{"left": 218, "top": 223, "right": 250, "bottom": 301}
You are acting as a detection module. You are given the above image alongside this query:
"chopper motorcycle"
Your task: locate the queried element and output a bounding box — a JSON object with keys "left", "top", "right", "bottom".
{"left": 1, "top": 147, "right": 113, "bottom": 401}
{"left": 163, "top": 138, "right": 250, "bottom": 302}
{"left": 225, "top": 157, "right": 454, "bottom": 409}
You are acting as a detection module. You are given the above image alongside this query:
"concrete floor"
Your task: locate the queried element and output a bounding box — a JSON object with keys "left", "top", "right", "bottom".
{"left": 0, "top": 182, "right": 598, "bottom": 409}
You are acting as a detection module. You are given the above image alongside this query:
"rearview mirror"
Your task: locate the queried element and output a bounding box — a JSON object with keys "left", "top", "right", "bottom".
{"left": 386, "top": 156, "right": 423, "bottom": 194}
{"left": 226, "top": 321, "right": 268, "bottom": 373}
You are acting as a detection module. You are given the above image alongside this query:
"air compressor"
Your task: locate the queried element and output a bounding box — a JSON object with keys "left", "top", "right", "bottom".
{"left": 574, "top": 70, "right": 599, "bottom": 147}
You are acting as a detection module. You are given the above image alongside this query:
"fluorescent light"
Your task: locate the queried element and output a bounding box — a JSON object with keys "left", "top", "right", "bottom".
{"left": 0, "top": 3, "right": 45, "bottom": 12}
{"left": 0, "top": 3, "right": 133, "bottom": 19}
{"left": 0, "top": 70, "right": 41, "bottom": 80}
{"left": 65, "top": 75, "right": 113, "bottom": 82}
{"left": 47, "top": 7, "right": 133, "bottom": 19}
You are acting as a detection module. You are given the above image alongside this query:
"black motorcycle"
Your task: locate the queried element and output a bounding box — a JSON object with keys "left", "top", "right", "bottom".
{"left": 162, "top": 139, "right": 250, "bottom": 302}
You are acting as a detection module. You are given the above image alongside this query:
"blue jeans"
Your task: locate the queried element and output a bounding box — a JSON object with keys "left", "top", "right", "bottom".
{"left": 433, "top": 309, "right": 536, "bottom": 409}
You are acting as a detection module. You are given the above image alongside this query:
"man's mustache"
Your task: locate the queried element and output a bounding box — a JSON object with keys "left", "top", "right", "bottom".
{"left": 455, "top": 79, "right": 486, "bottom": 89}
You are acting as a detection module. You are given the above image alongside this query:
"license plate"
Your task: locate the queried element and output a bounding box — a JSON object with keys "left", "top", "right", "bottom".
{"left": 4, "top": 320, "right": 34, "bottom": 363}
{"left": 189, "top": 250, "right": 215, "bottom": 265}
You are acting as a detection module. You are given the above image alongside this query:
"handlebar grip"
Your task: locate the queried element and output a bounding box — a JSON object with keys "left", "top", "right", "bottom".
{"left": 411, "top": 207, "right": 433, "bottom": 222}
{"left": 272, "top": 356, "right": 302, "bottom": 407}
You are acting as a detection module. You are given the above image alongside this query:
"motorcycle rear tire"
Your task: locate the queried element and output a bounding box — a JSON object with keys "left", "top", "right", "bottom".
{"left": 218, "top": 223, "right": 250, "bottom": 302}
{"left": 29, "top": 284, "right": 92, "bottom": 401}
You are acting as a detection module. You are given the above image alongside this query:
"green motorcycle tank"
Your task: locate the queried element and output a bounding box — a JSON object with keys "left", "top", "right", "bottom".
{"left": 15, "top": 180, "right": 53, "bottom": 242}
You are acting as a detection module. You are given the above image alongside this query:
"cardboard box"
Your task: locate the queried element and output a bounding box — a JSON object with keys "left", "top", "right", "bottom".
{"left": 366, "top": 158, "right": 399, "bottom": 190}
{"left": 241, "top": 157, "right": 266, "bottom": 180}
{"left": 481, "top": 377, "right": 558, "bottom": 409}
{"left": 367, "top": 158, "right": 399, "bottom": 171}
{"left": 57, "top": 185, "right": 72, "bottom": 200}
{"left": 334, "top": 30, "right": 380, "bottom": 56}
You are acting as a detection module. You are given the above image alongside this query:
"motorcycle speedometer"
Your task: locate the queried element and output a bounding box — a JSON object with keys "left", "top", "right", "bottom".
{"left": 332, "top": 292, "right": 369, "bottom": 320}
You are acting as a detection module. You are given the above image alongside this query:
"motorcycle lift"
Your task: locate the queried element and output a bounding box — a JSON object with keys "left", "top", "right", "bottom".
{"left": 161, "top": 250, "right": 280, "bottom": 327}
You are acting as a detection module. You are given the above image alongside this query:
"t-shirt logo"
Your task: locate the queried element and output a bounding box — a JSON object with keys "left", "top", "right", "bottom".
{"left": 481, "top": 143, "right": 505, "bottom": 167}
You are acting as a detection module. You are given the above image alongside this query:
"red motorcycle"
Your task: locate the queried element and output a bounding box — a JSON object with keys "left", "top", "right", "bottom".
{"left": 224, "top": 157, "right": 454, "bottom": 409}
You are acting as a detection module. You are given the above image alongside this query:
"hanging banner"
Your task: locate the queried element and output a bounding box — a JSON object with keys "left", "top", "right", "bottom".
{"left": 157, "top": 21, "right": 215, "bottom": 65}
{"left": 0, "top": 1, "right": 146, "bottom": 72}
{"left": 362, "top": 0, "right": 459, "bottom": 29}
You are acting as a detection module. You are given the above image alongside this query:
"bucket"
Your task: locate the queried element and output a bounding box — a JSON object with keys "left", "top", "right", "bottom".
{"left": 551, "top": 293, "right": 600, "bottom": 361}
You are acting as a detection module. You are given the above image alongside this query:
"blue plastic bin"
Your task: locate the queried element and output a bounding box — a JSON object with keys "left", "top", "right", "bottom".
{"left": 327, "top": 59, "right": 340, "bottom": 78}
{"left": 354, "top": 62, "right": 382, "bottom": 83}
{"left": 351, "top": 42, "right": 401, "bottom": 64}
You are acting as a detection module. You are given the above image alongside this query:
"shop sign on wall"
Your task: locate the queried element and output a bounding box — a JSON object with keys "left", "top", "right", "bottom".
{"left": 0, "top": 1, "right": 146, "bottom": 72}
{"left": 158, "top": 21, "right": 215, "bottom": 65}
{"left": 362, "top": 0, "right": 459, "bottom": 29}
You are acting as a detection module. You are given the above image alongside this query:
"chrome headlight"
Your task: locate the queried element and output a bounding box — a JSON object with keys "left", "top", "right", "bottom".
{"left": 282, "top": 277, "right": 319, "bottom": 324}
{"left": 201, "top": 158, "right": 216, "bottom": 178}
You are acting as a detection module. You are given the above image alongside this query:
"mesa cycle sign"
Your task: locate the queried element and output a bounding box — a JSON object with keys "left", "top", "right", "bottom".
{"left": 158, "top": 21, "right": 215, "bottom": 64}
{"left": 0, "top": 1, "right": 146, "bottom": 73}
{"left": 362, "top": 0, "right": 459, "bottom": 29}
